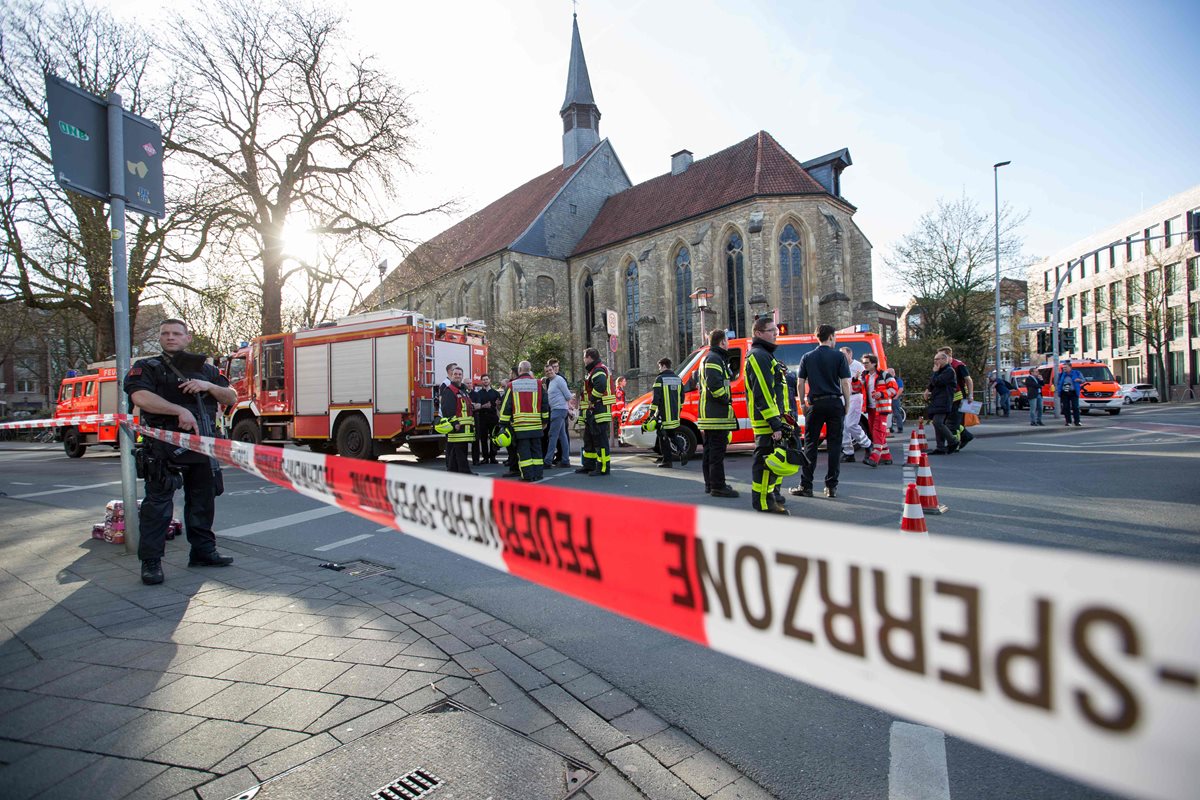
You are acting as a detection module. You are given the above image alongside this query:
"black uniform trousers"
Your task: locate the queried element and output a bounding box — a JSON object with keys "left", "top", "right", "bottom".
{"left": 472, "top": 416, "right": 497, "bottom": 464}
{"left": 516, "top": 434, "right": 544, "bottom": 481}
{"left": 445, "top": 441, "right": 471, "bottom": 473}
{"left": 139, "top": 461, "right": 218, "bottom": 562}
{"left": 800, "top": 397, "right": 846, "bottom": 490}
{"left": 702, "top": 430, "right": 730, "bottom": 491}
{"left": 949, "top": 399, "right": 975, "bottom": 444}
{"left": 655, "top": 427, "right": 677, "bottom": 466}
{"left": 581, "top": 414, "right": 610, "bottom": 474}
{"left": 751, "top": 433, "right": 779, "bottom": 511}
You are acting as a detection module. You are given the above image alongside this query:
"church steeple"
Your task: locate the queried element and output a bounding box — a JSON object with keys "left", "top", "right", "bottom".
{"left": 561, "top": 14, "right": 600, "bottom": 168}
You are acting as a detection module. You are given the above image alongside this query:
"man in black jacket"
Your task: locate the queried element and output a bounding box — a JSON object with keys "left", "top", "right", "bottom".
{"left": 924, "top": 352, "right": 960, "bottom": 454}
{"left": 125, "top": 319, "right": 238, "bottom": 586}
{"left": 698, "top": 329, "right": 738, "bottom": 498}
{"left": 791, "top": 324, "right": 852, "bottom": 499}
{"left": 470, "top": 374, "right": 501, "bottom": 465}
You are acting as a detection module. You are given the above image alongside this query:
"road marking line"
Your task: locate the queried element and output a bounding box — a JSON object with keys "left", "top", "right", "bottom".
{"left": 375, "top": 526, "right": 392, "bottom": 532}
{"left": 10, "top": 482, "right": 33, "bottom": 485}
{"left": 220, "top": 506, "right": 344, "bottom": 539}
{"left": 1111, "top": 426, "right": 1200, "bottom": 439}
{"left": 8, "top": 480, "right": 122, "bottom": 499}
{"left": 314, "top": 534, "right": 374, "bottom": 552}
{"left": 889, "top": 721, "right": 950, "bottom": 800}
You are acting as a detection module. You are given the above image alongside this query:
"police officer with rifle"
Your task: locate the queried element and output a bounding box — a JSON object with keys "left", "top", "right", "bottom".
{"left": 124, "top": 319, "right": 237, "bottom": 586}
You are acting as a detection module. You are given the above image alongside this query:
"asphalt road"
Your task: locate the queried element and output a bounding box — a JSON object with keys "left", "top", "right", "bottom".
{"left": 3, "top": 401, "right": 1196, "bottom": 799}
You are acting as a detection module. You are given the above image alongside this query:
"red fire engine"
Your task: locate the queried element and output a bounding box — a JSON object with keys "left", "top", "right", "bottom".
{"left": 221, "top": 310, "right": 488, "bottom": 460}
{"left": 54, "top": 362, "right": 123, "bottom": 458}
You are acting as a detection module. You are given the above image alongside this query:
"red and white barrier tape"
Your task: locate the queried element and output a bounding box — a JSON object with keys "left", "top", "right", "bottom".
{"left": 3, "top": 414, "right": 1196, "bottom": 799}
{"left": 0, "top": 414, "right": 122, "bottom": 430}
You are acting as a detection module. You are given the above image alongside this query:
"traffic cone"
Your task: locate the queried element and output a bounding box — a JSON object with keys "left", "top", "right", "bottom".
{"left": 916, "top": 420, "right": 929, "bottom": 454}
{"left": 905, "top": 430, "right": 922, "bottom": 465}
{"left": 916, "top": 454, "right": 947, "bottom": 514}
{"left": 900, "top": 483, "right": 927, "bottom": 534}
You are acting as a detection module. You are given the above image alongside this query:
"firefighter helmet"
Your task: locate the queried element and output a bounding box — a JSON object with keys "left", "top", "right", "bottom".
{"left": 641, "top": 417, "right": 658, "bottom": 433}
{"left": 491, "top": 426, "right": 512, "bottom": 448}
{"left": 764, "top": 444, "right": 801, "bottom": 477}
{"left": 434, "top": 418, "right": 454, "bottom": 435}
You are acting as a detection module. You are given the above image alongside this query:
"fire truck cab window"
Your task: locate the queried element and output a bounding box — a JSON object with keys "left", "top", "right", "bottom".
{"left": 261, "top": 343, "right": 285, "bottom": 391}
{"left": 227, "top": 356, "right": 247, "bottom": 383}
{"left": 84, "top": 380, "right": 95, "bottom": 396}
{"left": 59, "top": 384, "right": 74, "bottom": 402}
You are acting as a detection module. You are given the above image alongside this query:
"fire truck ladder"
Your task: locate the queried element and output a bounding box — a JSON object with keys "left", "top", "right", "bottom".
{"left": 416, "top": 318, "right": 437, "bottom": 425}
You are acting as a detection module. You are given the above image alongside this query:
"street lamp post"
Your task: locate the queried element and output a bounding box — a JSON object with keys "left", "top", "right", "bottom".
{"left": 994, "top": 161, "right": 1011, "bottom": 393}
{"left": 690, "top": 287, "right": 712, "bottom": 341}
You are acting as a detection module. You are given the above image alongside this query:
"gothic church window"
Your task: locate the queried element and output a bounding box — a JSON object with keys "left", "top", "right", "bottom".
{"left": 625, "top": 261, "right": 640, "bottom": 369}
{"left": 779, "top": 223, "right": 806, "bottom": 331}
{"left": 486, "top": 274, "right": 498, "bottom": 319}
{"left": 725, "top": 233, "right": 746, "bottom": 337}
{"left": 583, "top": 273, "right": 596, "bottom": 347}
{"left": 674, "top": 246, "right": 694, "bottom": 359}
{"left": 536, "top": 276, "right": 555, "bottom": 306}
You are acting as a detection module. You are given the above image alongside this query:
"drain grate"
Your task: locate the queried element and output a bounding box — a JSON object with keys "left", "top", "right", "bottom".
{"left": 372, "top": 768, "right": 442, "bottom": 799}
{"left": 319, "top": 560, "right": 392, "bottom": 578}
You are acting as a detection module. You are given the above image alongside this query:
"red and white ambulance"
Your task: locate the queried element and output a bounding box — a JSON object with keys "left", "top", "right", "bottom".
{"left": 221, "top": 310, "right": 488, "bottom": 460}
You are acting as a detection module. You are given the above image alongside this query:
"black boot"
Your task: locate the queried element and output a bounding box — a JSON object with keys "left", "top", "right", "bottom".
{"left": 188, "top": 550, "right": 234, "bottom": 567}
{"left": 141, "top": 559, "right": 164, "bottom": 585}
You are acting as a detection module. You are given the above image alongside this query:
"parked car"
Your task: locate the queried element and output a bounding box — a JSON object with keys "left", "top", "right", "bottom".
{"left": 1120, "top": 383, "right": 1160, "bottom": 404}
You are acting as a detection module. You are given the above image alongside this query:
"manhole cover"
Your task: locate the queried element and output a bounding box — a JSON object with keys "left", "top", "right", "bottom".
{"left": 319, "top": 560, "right": 392, "bottom": 578}
{"left": 228, "top": 700, "right": 594, "bottom": 800}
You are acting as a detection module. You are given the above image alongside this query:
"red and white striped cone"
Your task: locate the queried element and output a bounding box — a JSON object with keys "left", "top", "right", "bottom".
{"left": 900, "top": 482, "right": 927, "bottom": 534}
{"left": 916, "top": 420, "right": 929, "bottom": 454}
{"left": 905, "top": 430, "right": 922, "bottom": 465}
{"left": 916, "top": 453, "right": 947, "bottom": 514}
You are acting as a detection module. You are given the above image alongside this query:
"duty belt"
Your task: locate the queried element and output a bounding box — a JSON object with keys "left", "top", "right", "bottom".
{"left": 810, "top": 394, "right": 842, "bottom": 401}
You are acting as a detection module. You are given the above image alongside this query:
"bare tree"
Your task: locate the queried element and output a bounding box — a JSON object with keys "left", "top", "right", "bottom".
{"left": 0, "top": 0, "right": 205, "bottom": 358}
{"left": 166, "top": 0, "right": 450, "bottom": 336}
{"left": 488, "top": 307, "right": 560, "bottom": 376}
{"left": 1092, "top": 252, "right": 1181, "bottom": 402}
{"left": 888, "top": 193, "right": 1028, "bottom": 372}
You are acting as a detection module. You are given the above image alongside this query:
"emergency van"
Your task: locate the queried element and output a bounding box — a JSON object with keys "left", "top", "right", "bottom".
{"left": 619, "top": 326, "right": 887, "bottom": 458}
{"left": 222, "top": 310, "right": 488, "bottom": 460}
{"left": 54, "top": 362, "right": 123, "bottom": 458}
{"left": 1011, "top": 360, "right": 1122, "bottom": 415}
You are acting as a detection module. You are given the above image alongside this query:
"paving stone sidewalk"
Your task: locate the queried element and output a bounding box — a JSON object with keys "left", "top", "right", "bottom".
{"left": 0, "top": 520, "right": 777, "bottom": 799}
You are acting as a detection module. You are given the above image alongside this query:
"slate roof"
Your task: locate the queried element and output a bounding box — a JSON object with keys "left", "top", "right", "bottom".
{"left": 572, "top": 131, "right": 830, "bottom": 256}
{"left": 561, "top": 15, "right": 596, "bottom": 112}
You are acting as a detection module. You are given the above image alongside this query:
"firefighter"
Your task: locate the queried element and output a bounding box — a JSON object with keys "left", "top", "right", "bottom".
{"left": 498, "top": 360, "right": 549, "bottom": 481}
{"left": 645, "top": 357, "right": 687, "bottom": 468}
{"left": 744, "top": 316, "right": 792, "bottom": 514}
{"left": 698, "top": 329, "right": 738, "bottom": 498}
{"left": 438, "top": 365, "right": 475, "bottom": 474}
{"left": 576, "top": 347, "right": 616, "bottom": 476}
{"left": 124, "top": 318, "right": 238, "bottom": 585}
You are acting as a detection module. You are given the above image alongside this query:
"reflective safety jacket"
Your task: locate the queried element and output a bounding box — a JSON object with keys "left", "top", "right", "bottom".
{"left": 698, "top": 347, "right": 736, "bottom": 431}
{"left": 745, "top": 338, "right": 787, "bottom": 435}
{"left": 499, "top": 375, "right": 549, "bottom": 438}
{"left": 583, "top": 362, "right": 616, "bottom": 416}
{"left": 439, "top": 382, "right": 475, "bottom": 443}
{"left": 865, "top": 370, "right": 898, "bottom": 414}
{"left": 649, "top": 369, "right": 683, "bottom": 430}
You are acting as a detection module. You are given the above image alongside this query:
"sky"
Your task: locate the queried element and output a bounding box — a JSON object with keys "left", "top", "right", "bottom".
{"left": 110, "top": 0, "right": 1200, "bottom": 306}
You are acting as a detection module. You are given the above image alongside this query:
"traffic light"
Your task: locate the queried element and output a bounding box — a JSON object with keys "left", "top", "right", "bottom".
{"left": 1062, "top": 328, "right": 1076, "bottom": 352}
{"left": 1036, "top": 329, "right": 1048, "bottom": 353}
{"left": 777, "top": 323, "right": 789, "bottom": 335}
{"left": 1188, "top": 211, "right": 1200, "bottom": 253}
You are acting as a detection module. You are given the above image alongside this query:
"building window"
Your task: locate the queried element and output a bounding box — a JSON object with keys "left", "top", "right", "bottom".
{"left": 1146, "top": 224, "right": 1161, "bottom": 254}
{"left": 1191, "top": 302, "right": 1200, "bottom": 337}
{"left": 1170, "top": 351, "right": 1184, "bottom": 385}
{"left": 1110, "top": 244, "right": 1119, "bottom": 269}
{"left": 1126, "top": 276, "right": 1138, "bottom": 305}
{"left": 1110, "top": 281, "right": 1120, "bottom": 308}
{"left": 1067, "top": 295, "right": 1076, "bottom": 321}
{"left": 1128, "top": 315, "right": 1141, "bottom": 344}
{"left": 778, "top": 223, "right": 806, "bottom": 333}
{"left": 1126, "top": 235, "right": 1135, "bottom": 262}
{"left": 725, "top": 232, "right": 747, "bottom": 337}
{"left": 582, "top": 273, "right": 596, "bottom": 348}
{"left": 625, "top": 262, "right": 640, "bottom": 369}
{"left": 1082, "top": 325, "right": 1090, "bottom": 352}
{"left": 1169, "top": 306, "right": 1185, "bottom": 340}
{"left": 673, "top": 246, "right": 694, "bottom": 361}
{"left": 1044, "top": 271, "right": 1050, "bottom": 291}
{"left": 1192, "top": 349, "right": 1200, "bottom": 385}
{"left": 1097, "top": 324, "right": 1107, "bottom": 350}
{"left": 1111, "top": 320, "right": 1123, "bottom": 348}
{"left": 1093, "top": 287, "right": 1102, "bottom": 313}
{"left": 1165, "top": 216, "right": 1179, "bottom": 247}
{"left": 15, "top": 379, "right": 37, "bottom": 393}
{"left": 1093, "top": 253, "right": 1101, "bottom": 275}
{"left": 1189, "top": 257, "right": 1198, "bottom": 292}
{"left": 1080, "top": 291, "right": 1089, "bottom": 316}
{"left": 570, "top": 204, "right": 578, "bottom": 215}
{"left": 1164, "top": 263, "right": 1178, "bottom": 295}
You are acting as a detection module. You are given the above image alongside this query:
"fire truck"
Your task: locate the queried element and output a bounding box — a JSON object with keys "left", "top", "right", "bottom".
{"left": 54, "top": 362, "right": 123, "bottom": 458}
{"left": 221, "top": 310, "right": 488, "bottom": 460}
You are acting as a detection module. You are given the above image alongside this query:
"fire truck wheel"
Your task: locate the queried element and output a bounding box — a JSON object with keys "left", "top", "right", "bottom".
{"left": 62, "top": 429, "right": 86, "bottom": 459}
{"left": 231, "top": 419, "right": 262, "bottom": 444}
{"left": 335, "top": 414, "right": 379, "bottom": 460}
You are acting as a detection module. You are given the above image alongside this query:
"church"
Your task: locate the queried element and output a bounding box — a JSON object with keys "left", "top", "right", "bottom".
{"left": 367, "top": 15, "right": 877, "bottom": 391}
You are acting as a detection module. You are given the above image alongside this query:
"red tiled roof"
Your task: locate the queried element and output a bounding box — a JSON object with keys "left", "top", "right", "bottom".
{"left": 379, "top": 145, "right": 599, "bottom": 297}
{"left": 573, "top": 131, "right": 828, "bottom": 256}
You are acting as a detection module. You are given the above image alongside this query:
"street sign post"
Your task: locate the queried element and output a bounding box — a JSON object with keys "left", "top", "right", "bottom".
{"left": 605, "top": 309, "right": 619, "bottom": 337}
{"left": 609, "top": 334, "right": 619, "bottom": 353}
{"left": 45, "top": 73, "right": 168, "bottom": 556}
{"left": 1017, "top": 321, "right": 1052, "bottom": 330}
